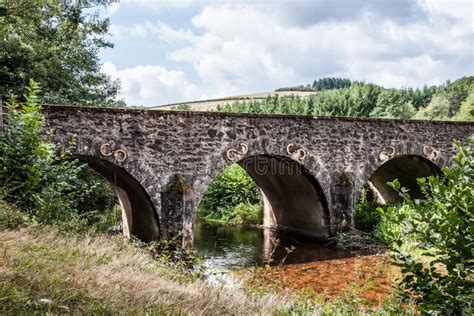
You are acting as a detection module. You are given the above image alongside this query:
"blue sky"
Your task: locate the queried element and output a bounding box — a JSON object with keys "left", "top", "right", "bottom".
{"left": 97, "top": 0, "right": 474, "bottom": 107}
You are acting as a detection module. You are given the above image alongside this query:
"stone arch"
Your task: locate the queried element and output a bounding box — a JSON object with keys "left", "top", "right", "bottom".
{"left": 358, "top": 141, "right": 446, "bottom": 203}
{"left": 196, "top": 137, "right": 331, "bottom": 209}
{"left": 196, "top": 146, "right": 331, "bottom": 238}
{"left": 239, "top": 155, "right": 330, "bottom": 238}
{"left": 360, "top": 154, "right": 441, "bottom": 204}
{"left": 77, "top": 155, "right": 160, "bottom": 242}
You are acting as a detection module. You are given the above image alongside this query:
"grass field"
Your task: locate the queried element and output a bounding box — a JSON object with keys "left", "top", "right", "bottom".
{"left": 153, "top": 91, "right": 316, "bottom": 111}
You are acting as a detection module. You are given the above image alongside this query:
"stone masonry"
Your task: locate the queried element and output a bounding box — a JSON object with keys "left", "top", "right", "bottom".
{"left": 15, "top": 105, "right": 474, "bottom": 246}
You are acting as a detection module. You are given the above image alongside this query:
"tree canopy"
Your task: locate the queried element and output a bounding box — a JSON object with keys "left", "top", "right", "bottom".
{"left": 0, "top": 0, "right": 123, "bottom": 106}
{"left": 312, "top": 77, "right": 352, "bottom": 91}
{"left": 276, "top": 77, "right": 352, "bottom": 92}
{"left": 221, "top": 76, "right": 474, "bottom": 121}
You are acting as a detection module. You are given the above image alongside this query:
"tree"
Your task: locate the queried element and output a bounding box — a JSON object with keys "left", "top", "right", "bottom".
{"left": 414, "top": 77, "right": 474, "bottom": 120}
{"left": 454, "top": 87, "right": 474, "bottom": 121}
{"left": 442, "top": 76, "right": 474, "bottom": 116}
{"left": 312, "top": 77, "right": 352, "bottom": 91}
{"left": 414, "top": 95, "right": 451, "bottom": 120}
{"left": 0, "top": 0, "right": 123, "bottom": 106}
{"left": 199, "top": 164, "right": 260, "bottom": 223}
{"left": 348, "top": 82, "right": 381, "bottom": 117}
{"left": 219, "top": 77, "right": 471, "bottom": 120}
{"left": 380, "top": 143, "right": 473, "bottom": 313}
{"left": 0, "top": 80, "right": 117, "bottom": 227}
{"left": 370, "top": 89, "right": 416, "bottom": 119}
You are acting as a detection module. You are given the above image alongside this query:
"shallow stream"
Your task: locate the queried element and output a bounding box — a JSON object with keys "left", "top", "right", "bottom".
{"left": 193, "top": 220, "right": 393, "bottom": 304}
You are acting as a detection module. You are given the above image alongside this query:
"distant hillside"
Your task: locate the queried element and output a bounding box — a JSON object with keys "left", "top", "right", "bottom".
{"left": 152, "top": 76, "right": 473, "bottom": 122}
{"left": 215, "top": 76, "right": 473, "bottom": 121}
{"left": 154, "top": 77, "right": 351, "bottom": 112}
{"left": 276, "top": 77, "right": 352, "bottom": 92}
{"left": 152, "top": 91, "right": 316, "bottom": 111}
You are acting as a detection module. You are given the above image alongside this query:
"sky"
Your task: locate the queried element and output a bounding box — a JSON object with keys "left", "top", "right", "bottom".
{"left": 97, "top": 0, "right": 474, "bottom": 107}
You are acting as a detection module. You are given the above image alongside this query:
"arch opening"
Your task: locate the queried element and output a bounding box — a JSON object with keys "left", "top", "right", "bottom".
{"left": 193, "top": 155, "right": 337, "bottom": 271}
{"left": 354, "top": 155, "right": 441, "bottom": 233}
{"left": 238, "top": 155, "right": 329, "bottom": 238}
{"left": 77, "top": 156, "right": 160, "bottom": 242}
{"left": 197, "top": 155, "right": 329, "bottom": 239}
{"left": 368, "top": 155, "right": 441, "bottom": 204}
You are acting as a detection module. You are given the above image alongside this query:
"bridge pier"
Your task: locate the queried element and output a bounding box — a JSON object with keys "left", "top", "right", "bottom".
{"left": 330, "top": 171, "right": 356, "bottom": 232}
{"left": 161, "top": 174, "right": 195, "bottom": 248}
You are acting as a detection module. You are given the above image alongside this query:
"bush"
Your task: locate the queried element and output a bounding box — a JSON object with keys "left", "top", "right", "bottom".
{"left": 171, "top": 103, "right": 191, "bottom": 111}
{"left": 0, "top": 80, "right": 117, "bottom": 230}
{"left": 414, "top": 95, "right": 451, "bottom": 120}
{"left": 379, "top": 142, "right": 474, "bottom": 313}
{"left": 373, "top": 204, "right": 417, "bottom": 249}
{"left": 354, "top": 187, "right": 382, "bottom": 233}
{"left": 199, "top": 164, "right": 261, "bottom": 224}
{"left": 232, "top": 203, "right": 262, "bottom": 225}
{"left": 0, "top": 199, "right": 27, "bottom": 230}
{"left": 454, "top": 87, "right": 474, "bottom": 121}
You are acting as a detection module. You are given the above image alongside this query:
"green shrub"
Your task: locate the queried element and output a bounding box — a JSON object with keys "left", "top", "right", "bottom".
{"left": 171, "top": 103, "right": 190, "bottom": 111}
{"left": 232, "top": 203, "right": 262, "bottom": 225}
{"left": 200, "top": 164, "right": 261, "bottom": 224}
{"left": 454, "top": 86, "right": 474, "bottom": 121}
{"left": 0, "top": 199, "right": 27, "bottom": 230}
{"left": 354, "top": 187, "right": 382, "bottom": 233}
{"left": 379, "top": 142, "right": 474, "bottom": 313}
{"left": 373, "top": 204, "right": 417, "bottom": 250}
{"left": 0, "top": 80, "right": 117, "bottom": 230}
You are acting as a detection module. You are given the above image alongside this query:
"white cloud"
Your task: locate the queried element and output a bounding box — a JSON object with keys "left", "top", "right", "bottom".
{"left": 105, "top": 3, "right": 120, "bottom": 17}
{"left": 97, "top": 2, "right": 120, "bottom": 19}
{"left": 101, "top": 62, "right": 199, "bottom": 106}
{"left": 104, "top": 0, "right": 473, "bottom": 105}
{"left": 167, "top": 1, "right": 473, "bottom": 93}
{"left": 110, "top": 21, "right": 194, "bottom": 43}
{"left": 118, "top": 0, "right": 206, "bottom": 10}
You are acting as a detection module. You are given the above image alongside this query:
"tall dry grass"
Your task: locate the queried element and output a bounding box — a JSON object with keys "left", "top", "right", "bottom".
{"left": 0, "top": 226, "right": 292, "bottom": 314}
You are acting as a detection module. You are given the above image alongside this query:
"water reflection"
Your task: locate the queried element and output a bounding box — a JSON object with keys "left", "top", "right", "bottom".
{"left": 193, "top": 220, "right": 358, "bottom": 268}
{"left": 193, "top": 220, "right": 264, "bottom": 268}
{"left": 193, "top": 220, "right": 392, "bottom": 302}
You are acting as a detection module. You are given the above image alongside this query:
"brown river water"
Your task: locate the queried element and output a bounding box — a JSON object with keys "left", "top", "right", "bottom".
{"left": 193, "top": 220, "right": 395, "bottom": 306}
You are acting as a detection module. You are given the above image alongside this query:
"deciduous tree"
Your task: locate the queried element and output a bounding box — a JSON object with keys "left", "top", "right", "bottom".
{"left": 0, "top": 0, "right": 123, "bottom": 106}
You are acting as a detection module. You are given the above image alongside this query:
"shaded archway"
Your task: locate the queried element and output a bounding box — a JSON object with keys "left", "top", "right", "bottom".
{"left": 367, "top": 155, "right": 441, "bottom": 204}
{"left": 236, "top": 155, "right": 329, "bottom": 238}
{"left": 78, "top": 156, "right": 160, "bottom": 242}
{"left": 193, "top": 154, "right": 331, "bottom": 275}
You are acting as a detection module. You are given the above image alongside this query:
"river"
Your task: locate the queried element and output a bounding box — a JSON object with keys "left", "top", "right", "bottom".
{"left": 193, "top": 220, "right": 393, "bottom": 305}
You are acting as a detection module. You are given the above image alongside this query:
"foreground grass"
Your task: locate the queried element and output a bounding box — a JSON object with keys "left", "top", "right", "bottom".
{"left": 0, "top": 226, "right": 413, "bottom": 315}
{"left": 0, "top": 200, "right": 411, "bottom": 315}
{"left": 0, "top": 226, "right": 294, "bottom": 314}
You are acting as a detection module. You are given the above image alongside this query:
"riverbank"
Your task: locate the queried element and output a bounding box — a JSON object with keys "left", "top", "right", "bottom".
{"left": 0, "top": 226, "right": 292, "bottom": 314}
{"left": 0, "top": 224, "right": 413, "bottom": 315}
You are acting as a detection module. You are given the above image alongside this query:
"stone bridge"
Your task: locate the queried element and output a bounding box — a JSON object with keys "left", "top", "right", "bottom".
{"left": 15, "top": 106, "right": 474, "bottom": 246}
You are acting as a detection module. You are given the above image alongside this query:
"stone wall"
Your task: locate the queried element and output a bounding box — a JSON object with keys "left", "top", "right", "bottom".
{"left": 40, "top": 105, "right": 474, "bottom": 245}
